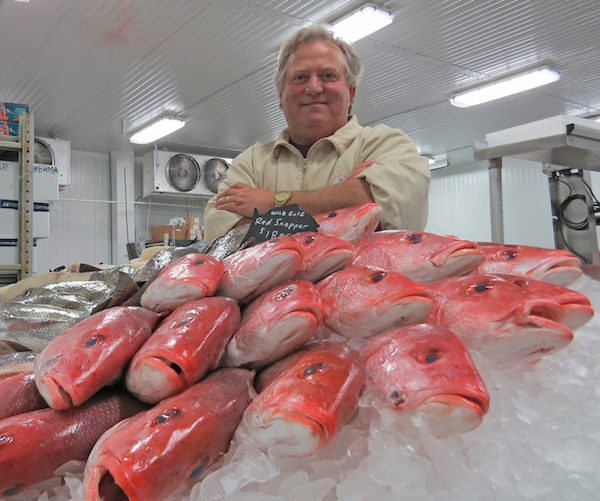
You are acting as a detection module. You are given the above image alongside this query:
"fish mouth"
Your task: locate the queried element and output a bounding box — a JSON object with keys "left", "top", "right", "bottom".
{"left": 125, "top": 354, "right": 188, "bottom": 404}
{"left": 415, "top": 393, "right": 488, "bottom": 437}
{"left": 529, "top": 258, "right": 583, "bottom": 286}
{"left": 486, "top": 298, "right": 574, "bottom": 366}
{"left": 430, "top": 243, "right": 486, "bottom": 276}
{"left": 85, "top": 459, "right": 133, "bottom": 501}
{"left": 37, "top": 373, "right": 75, "bottom": 409}
{"left": 375, "top": 292, "right": 434, "bottom": 325}
{"left": 246, "top": 410, "right": 327, "bottom": 457}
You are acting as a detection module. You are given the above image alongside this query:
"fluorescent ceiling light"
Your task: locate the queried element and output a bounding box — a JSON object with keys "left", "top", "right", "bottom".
{"left": 129, "top": 117, "right": 185, "bottom": 144}
{"left": 450, "top": 66, "right": 561, "bottom": 108}
{"left": 331, "top": 4, "right": 394, "bottom": 43}
{"left": 422, "top": 153, "right": 449, "bottom": 171}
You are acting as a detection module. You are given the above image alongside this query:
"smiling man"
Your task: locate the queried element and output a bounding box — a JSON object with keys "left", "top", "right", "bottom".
{"left": 203, "top": 24, "right": 430, "bottom": 241}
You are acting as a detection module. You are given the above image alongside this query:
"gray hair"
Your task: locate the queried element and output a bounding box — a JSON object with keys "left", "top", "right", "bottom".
{"left": 274, "top": 24, "right": 363, "bottom": 95}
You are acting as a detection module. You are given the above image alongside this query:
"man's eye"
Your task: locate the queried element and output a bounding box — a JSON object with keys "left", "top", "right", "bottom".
{"left": 292, "top": 75, "right": 306, "bottom": 82}
{"left": 321, "top": 73, "right": 336, "bottom": 81}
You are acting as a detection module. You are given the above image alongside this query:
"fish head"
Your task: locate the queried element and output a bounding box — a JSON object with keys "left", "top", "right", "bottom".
{"left": 475, "top": 242, "right": 583, "bottom": 286}
{"left": 315, "top": 203, "right": 383, "bottom": 242}
{"left": 352, "top": 230, "right": 485, "bottom": 284}
{"left": 318, "top": 266, "right": 434, "bottom": 339}
{"left": 361, "top": 324, "right": 489, "bottom": 437}
{"left": 221, "top": 236, "right": 304, "bottom": 303}
{"left": 141, "top": 254, "right": 225, "bottom": 313}
{"left": 428, "top": 275, "right": 574, "bottom": 367}
{"left": 245, "top": 342, "right": 364, "bottom": 457}
{"left": 289, "top": 232, "right": 355, "bottom": 282}
{"left": 497, "top": 274, "right": 594, "bottom": 330}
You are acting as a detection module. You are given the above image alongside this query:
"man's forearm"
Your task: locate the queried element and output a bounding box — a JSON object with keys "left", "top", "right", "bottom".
{"left": 288, "top": 178, "right": 374, "bottom": 216}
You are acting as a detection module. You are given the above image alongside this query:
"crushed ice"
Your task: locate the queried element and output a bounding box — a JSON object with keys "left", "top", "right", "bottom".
{"left": 6, "top": 275, "right": 600, "bottom": 501}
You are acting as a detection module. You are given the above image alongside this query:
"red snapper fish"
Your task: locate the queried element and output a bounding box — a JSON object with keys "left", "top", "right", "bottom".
{"left": 126, "top": 297, "right": 241, "bottom": 403}
{"left": 360, "top": 324, "right": 490, "bottom": 438}
{"left": 237, "top": 341, "right": 364, "bottom": 458}
{"left": 425, "top": 274, "right": 577, "bottom": 368}
{"left": 217, "top": 236, "right": 304, "bottom": 304}
{"left": 287, "top": 232, "right": 355, "bottom": 283}
{"left": 314, "top": 202, "right": 382, "bottom": 242}
{"left": 496, "top": 274, "right": 593, "bottom": 330}
{"left": 34, "top": 306, "right": 162, "bottom": 410}
{"left": 316, "top": 266, "right": 434, "bottom": 339}
{"left": 474, "top": 242, "right": 582, "bottom": 286}
{"left": 84, "top": 369, "right": 254, "bottom": 501}
{"left": 140, "top": 253, "right": 224, "bottom": 313}
{"left": 0, "top": 388, "right": 148, "bottom": 497}
{"left": 222, "top": 281, "right": 324, "bottom": 370}
{"left": 351, "top": 230, "right": 485, "bottom": 284}
{"left": 0, "top": 372, "right": 48, "bottom": 421}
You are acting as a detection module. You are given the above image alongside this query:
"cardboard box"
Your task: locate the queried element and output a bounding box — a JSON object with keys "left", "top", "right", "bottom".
{"left": 0, "top": 160, "right": 59, "bottom": 202}
{"left": 0, "top": 238, "right": 38, "bottom": 271}
{"left": 184, "top": 217, "right": 201, "bottom": 227}
{"left": 151, "top": 225, "right": 187, "bottom": 242}
{"left": 0, "top": 200, "right": 50, "bottom": 238}
{"left": 0, "top": 121, "right": 20, "bottom": 137}
{"left": 0, "top": 103, "right": 29, "bottom": 122}
{"left": 187, "top": 227, "right": 203, "bottom": 240}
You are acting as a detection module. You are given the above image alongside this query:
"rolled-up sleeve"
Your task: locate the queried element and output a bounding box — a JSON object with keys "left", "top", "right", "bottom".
{"left": 355, "top": 126, "right": 430, "bottom": 231}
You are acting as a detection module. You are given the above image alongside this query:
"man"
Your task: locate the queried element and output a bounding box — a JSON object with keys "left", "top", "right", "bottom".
{"left": 203, "top": 24, "right": 430, "bottom": 241}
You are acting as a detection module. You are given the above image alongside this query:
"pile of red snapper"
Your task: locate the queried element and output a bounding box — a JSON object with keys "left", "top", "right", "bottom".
{"left": 0, "top": 202, "right": 593, "bottom": 501}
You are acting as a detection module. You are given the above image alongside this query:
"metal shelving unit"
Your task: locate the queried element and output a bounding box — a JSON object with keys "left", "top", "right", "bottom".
{"left": 0, "top": 112, "right": 35, "bottom": 280}
{"left": 473, "top": 120, "right": 600, "bottom": 264}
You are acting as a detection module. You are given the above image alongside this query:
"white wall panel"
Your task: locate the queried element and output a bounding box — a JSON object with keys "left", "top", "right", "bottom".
{"left": 425, "top": 162, "right": 491, "bottom": 242}
{"left": 36, "top": 151, "right": 112, "bottom": 272}
{"left": 427, "top": 157, "right": 556, "bottom": 248}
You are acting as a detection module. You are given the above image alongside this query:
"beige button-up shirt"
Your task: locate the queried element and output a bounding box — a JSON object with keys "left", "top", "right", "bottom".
{"left": 203, "top": 116, "right": 430, "bottom": 241}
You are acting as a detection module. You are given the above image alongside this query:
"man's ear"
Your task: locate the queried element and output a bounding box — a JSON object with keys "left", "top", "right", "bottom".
{"left": 348, "top": 85, "right": 357, "bottom": 103}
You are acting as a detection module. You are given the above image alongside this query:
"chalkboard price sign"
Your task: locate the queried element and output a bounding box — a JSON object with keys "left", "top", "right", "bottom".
{"left": 242, "top": 204, "right": 319, "bottom": 244}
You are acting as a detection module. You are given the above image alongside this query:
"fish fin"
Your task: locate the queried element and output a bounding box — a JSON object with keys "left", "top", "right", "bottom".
{"left": 105, "top": 272, "right": 140, "bottom": 309}
{"left": 77, "top": 263, "right": 105, "bottom": 272}
{"left": 120, "top": 270, "right": 158, "bottom": 307}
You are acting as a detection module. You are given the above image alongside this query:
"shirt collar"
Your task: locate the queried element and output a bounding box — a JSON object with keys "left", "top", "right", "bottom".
{"left": 273, "top": 116, "right": 361, "bottom": 159}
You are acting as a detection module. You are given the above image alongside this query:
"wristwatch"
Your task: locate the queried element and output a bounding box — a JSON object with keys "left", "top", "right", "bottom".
{"left": 274, "top": 191, "right": 292, "bottom": 208}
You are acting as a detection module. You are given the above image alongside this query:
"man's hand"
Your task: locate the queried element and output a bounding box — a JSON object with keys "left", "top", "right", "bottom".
{"left": 216, "top": 182, "right": 275, "bottom": 218}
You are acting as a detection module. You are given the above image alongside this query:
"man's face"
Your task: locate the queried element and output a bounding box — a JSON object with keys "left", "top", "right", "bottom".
{"left": 280, "top": 40, "right": 356, "bottom": 146}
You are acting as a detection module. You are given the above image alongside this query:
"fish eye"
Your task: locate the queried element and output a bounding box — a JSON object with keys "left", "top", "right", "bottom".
{"left": 3, "top": 486, "right": 22, "bottom": 497}
{"left": 326, "top": 212, "right": 338, "bottom": 218}
{"left": 369, "top": 271, "right": 386, "bottom": 283}
{"left": 0, "top": 433, "right": 14, "bottom": 445}
{"left": 304, "top": 236, "right": 316, "bottom": 244}
{"left": 273, "top": 284, "right": 297, "bottom": 300}
{"left": 408, "top": 234, "right": 422, "bottom": 244}
{"left": 301, "top": 362, "right": 327, "bottom": 377}
{"left": 466, "top": 283, "right": 492, "bottom": 296}
{"left": 153, "top": 408, "right": 181, "bottom": 426}
{"left": 84, "top": 332, "right": 106, "bottom": 347}
{"left": 501, "top": 250, "right": 519, "bottom": 260}
{"left": 177, "top": 318, "right": 193, "bottom": 327}
{"left": 189, "top": 455, "right": 210, "bottom": 479}
{"left": 416, "top": 349, "right": 441, "bottom": 364}
{"left": 194, "top": 259, "right": 206, "bottom": 265}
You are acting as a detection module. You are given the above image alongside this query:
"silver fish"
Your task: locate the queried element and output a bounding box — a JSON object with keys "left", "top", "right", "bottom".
{"left": 0, "top": 351, "right": 38, "bottom": 378}
{"left": 0, "top": 318, "right": 79, "bottom": 354}
{"left": 205, "top": 224, "right": 256, "bottom": 260}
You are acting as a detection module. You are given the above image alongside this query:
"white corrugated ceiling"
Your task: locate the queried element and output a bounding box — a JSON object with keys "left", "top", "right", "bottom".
{"left": 1, "top": 0, "right": 599, "bottom": 164}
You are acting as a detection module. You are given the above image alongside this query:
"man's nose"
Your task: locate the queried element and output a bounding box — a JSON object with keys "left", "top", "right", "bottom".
{"left": 305, "top": 74, "right": 323, "bottom": 94}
